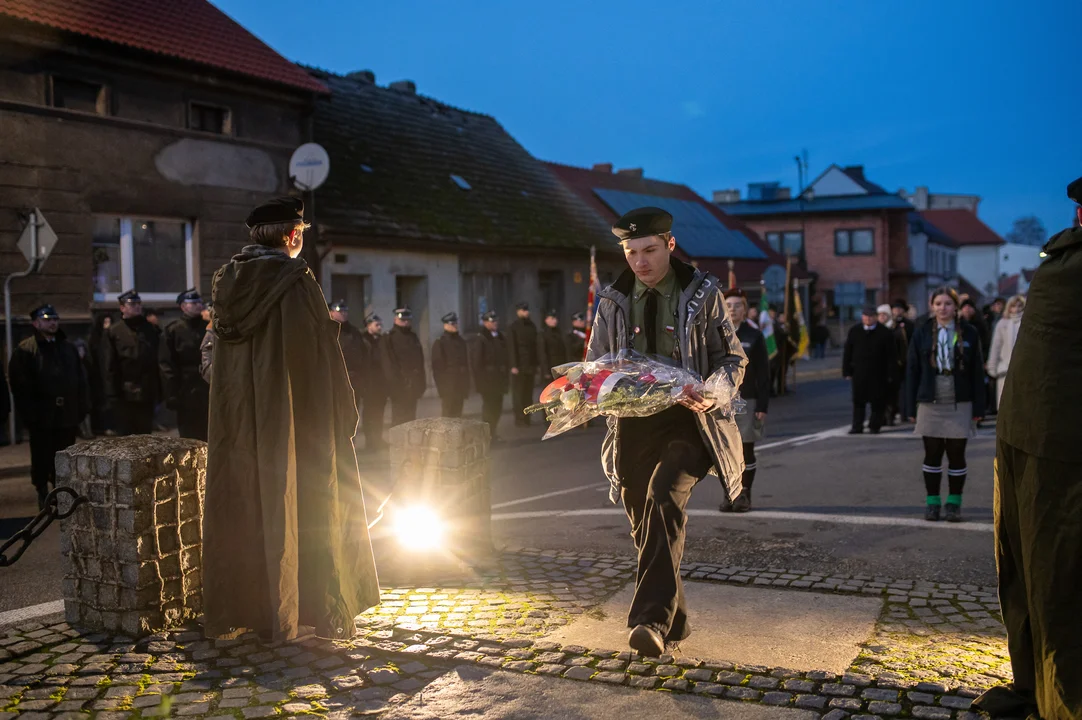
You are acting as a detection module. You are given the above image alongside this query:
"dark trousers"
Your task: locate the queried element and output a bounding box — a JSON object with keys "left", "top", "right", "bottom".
{"left": 30, "top": 426, "right": 77, "bottom": 503}
{"left": 176, "top": 405, "right": 208, "bottom": 442}
{"left": 361, "top": 392, "right": 387, "bottom": 450}
{"left": 618, "top": 407, "right": 711, "bottom": 641}
{"left": 511, "top": 372, "right": 535, "bottom": 425}
{"left": 481, "top": 392, "right": 504, "bottom": 440}
{"left": 995, "top": 440, "right": 1082, "bottom": 720}
{"left": 390, "top": 394, "right": 418, "bottom": 427}
{"left": 852, "top": 400, "right": 885, "bottom": 433}
{"left": 115, "top": 401, "right": 155, "bottom": 436}
{"left": 440, "top": 393, "right": 465, "bottom": 418}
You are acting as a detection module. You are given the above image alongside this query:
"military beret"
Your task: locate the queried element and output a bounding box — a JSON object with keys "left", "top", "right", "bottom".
{"left": 30, "top": 304, "right": 58, "bottom": 320}
{"left": 1068, "top": 176, "right": 1082, "bottom": 205}
{"left": 245, "top": 196, "right": 304, "bottom": 229}
{"left": 722, "top": 288, "right": 747, "bottom": 300}
{"left": 515, "top": 302, "right": 529, "bottom": 311}
{"left": 861, "top": 305, "right": 877, "bottom": 317}
{"left": 394, "top": 307, "right": 412, "bottom": 320}
{"left": 365, "top": 313, "right": 381, "bottom": 325}
{"left": 442, "top": 312, "right": 458, "bottom": 324}
{"left": 571, "top": 311, "right": 585, "bottom": 322}
{"left": 611, "top": 206, "right": 673, "bottom": 242}
{"left": 544, "top": 308, "right": 558, "bottom": 319}
{"left": 176, "top": 288, "right": 202, "bottom": 305}
{"left": 482, "top": 311, "right": 498, "bottom": 322}
{"left": 118, "top": 289, "right": 141, "bottom": 304}
{"left": 328, "top": 299, "right": 348, "bottom": 313}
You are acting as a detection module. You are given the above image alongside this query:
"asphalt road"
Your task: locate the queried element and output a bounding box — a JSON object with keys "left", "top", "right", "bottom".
{"left": 0, "top": 377, "right": 999, "bottom": 625}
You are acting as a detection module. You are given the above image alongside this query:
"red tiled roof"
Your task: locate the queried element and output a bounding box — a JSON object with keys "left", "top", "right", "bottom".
{"left": 919, "top": 209, "right": 1004, "bottom": 247}
{"left": 0, "top": 0, "right": 327, "bottom": 94}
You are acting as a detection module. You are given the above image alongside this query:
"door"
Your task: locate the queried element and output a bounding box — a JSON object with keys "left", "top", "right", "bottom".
{"left": 330, "top": 274, "right": 369, "bottom": 322}
{"left": 395, "top": 274, "right": 430, "bottom": 352}
{"left": 538, "top": 270, "right": 564, "bottom": 321}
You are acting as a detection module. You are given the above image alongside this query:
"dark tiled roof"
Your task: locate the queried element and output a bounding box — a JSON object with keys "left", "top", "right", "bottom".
{"left": 311, "top": 72, "right": 613, "bottom": 251}
{"left": 841, "top": 165, "right": 889, "bottom": 194}
{"left": 719, "top": 194, "right": 913, "bottom": 216}
{"left": 1022, "top": 268, "right": 1036, "bottom": 283}
{"left": 0, "top": 0, "right": 327, "bottom": 93}
{"left": 919, "top": 209, "right": 1005, "bottom": 247}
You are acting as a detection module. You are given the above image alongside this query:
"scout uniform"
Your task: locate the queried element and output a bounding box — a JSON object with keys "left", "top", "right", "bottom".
{"left": 431, "top": 312, "right": 471, "bottom": 418}
{"left": 102, "top": 289, "right": 161, "bottom": 435}
{"left": 358, "top": 313, "right": 387, "bottom": 451}
{"left": 380, "top": 307, "right": 426, "bottom": 426}
{"left": 471, "top": 311, "right": 510, "bottom": 440}
{"left": 159, "top": 288, "right": 210, "bottom": 440}
{"left": 508, "top": 302, "right": 539, "bottom": 426}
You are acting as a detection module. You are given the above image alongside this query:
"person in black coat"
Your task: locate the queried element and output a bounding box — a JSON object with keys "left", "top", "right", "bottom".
{"left": 86, "top": 313, "right": 113, "bottom": 435}
{"left": 159, "top": 289, "right": 210, "bottom": 441}
{"left": 508, "top": 302, "right": 539, "bottom": 426}
{"left": 102, "top": 290, "right": 161, "bottom": 436}
{"left": 566, "top": 312, "right": 588, "bottom": 362}
{"left": 358, "top": 313, "right": 387, "bottom": 452}
{"left": 431, "top": 312, "right": 471, "bottom": 418}
{"left": 380, "top": 307, "right": 426, "bottom": 426}
{"left": 537, "top": 309, "right": 569, "bottom": 380}
{"left": 8, "top": 304, "right": 90, "bottom": 509}
{"left": 842, "top": 305, "right": 897, "bottom": 434}
{"left": 329, "top": 300, "right": 366, "bottom": 405}
{"left": 721, "top": 289, "right": 770, "bottom": 513}
{"left": 471, "top": 311, "right": 510, "bottom": 441}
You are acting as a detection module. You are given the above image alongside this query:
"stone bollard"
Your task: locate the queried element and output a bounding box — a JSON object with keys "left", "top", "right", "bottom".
{"left": 55, "top": 436, "right": 207, "bottom": 637}
{"left": 386, "top": 418, "right": 492, "bottom": 557}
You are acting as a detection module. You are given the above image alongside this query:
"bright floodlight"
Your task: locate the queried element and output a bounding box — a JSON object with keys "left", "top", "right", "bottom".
{"left": 392, "top": 505, "right": 445, "bottom": 551}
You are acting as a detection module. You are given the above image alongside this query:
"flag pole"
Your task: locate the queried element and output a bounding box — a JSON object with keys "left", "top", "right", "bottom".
{"left": 781, "top": 253, "right": 793, "bottom": 394}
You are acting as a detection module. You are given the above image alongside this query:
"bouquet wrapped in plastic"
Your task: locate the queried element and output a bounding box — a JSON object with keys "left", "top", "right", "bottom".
{"left": 525, "top": 351, "right": 746, "bottom": 439}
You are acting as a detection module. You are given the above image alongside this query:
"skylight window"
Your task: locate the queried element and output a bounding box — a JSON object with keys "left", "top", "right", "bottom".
{"left": 450, "top": 174, "right": 471, "bottom": 190}
{"left": 361, "top": 164, "right": 373, "bottom": 173}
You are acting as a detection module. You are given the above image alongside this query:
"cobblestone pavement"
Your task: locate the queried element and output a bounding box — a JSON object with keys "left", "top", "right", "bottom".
{"left": 0, "top": 549, "right": 1010, "bottom": 719}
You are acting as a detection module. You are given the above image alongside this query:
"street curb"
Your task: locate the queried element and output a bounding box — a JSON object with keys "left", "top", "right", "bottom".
{"left": 0, "top": 465, "right": 31, "bottom": 480}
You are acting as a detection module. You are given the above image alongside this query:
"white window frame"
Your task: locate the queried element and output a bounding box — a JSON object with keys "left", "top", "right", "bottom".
{"left": 94, "top": 215, "right": 195, "bottom": 303}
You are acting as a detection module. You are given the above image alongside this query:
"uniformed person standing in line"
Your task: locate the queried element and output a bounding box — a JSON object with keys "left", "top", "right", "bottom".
{"left": 587, "top": 207, "right": 746, "bottom": 657}
{"left": 8, "top": 305, "right": 90, "bottom": 509}
{"left": 470, "top": 311, "right": 510, "bottom": 442}
{"left": 508, "top": 302, "right": 539, "bottom": 426}
{"left": 380, "top": 307, "right": 426, "bottom": 426}
{"left": 972, "top": 179, "right": 1082, "bottom": 720}
{"left": 159, "top": 289, "right": 210, "bottom": 441}
{"left": 102, "top": 290, "right": 161, "bottom": 435}
{"left": 431, "top": 312, "right": 470, "bottom": 418}
{"left": 567, "top": 311, "right": 587, "bottom": 361}
{"left": 358, "top": 313, "right": 387, "bottom": 451}
{"left": 329, "top": 300, "right": 366, "bottom": 405}
{"left": 537, "top": 309, "right": 568, "bottom": 380}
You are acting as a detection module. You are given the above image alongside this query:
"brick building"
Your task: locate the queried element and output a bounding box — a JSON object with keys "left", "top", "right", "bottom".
{"left": 0, "top": 0, "right": 325, "bottom": 334}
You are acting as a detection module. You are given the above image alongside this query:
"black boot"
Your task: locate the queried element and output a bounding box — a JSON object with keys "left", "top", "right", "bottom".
{"left": 732, "top": 472, "right": 754, "bottom": 512}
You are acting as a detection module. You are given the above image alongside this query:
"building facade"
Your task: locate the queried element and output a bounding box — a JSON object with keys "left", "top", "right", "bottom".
{"left": 918, "top": 209, "right": 1005, "bottom": 302}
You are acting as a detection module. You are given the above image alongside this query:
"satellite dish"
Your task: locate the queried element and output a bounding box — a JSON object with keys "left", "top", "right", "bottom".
{"left": 289, "top": 143, "right": 330, "bottom": 191}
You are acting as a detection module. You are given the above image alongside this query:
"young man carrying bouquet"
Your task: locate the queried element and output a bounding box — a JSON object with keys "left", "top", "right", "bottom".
{"left": 587, "top": 206, "right": 747, "bottom": 657}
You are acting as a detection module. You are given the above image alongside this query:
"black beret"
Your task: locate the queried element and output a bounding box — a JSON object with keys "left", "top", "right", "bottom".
{"left": 328, "top": 299, "right": 348, "bottom": 312}
{"left": 891, "top": 299, "right": 908, "bottom": 310}
{"left": 30, "top": 304, "right": 58, "bottom": 320}
{"left": 364, "top": 313, "right": 381, "bottom": 324}
{"left": 482, "top": 311, "right": 498, "bottom": 322}
{"left": 441, "top": 312, "right": 458, "bottom": 324}
{"left": 515, "top": 302, "right": 529, "bottom": 311}
{"left": 861, "top": 305, "right": 878, "bottom": 317}
{"left": 118, "top": 289, "right": 141, "bottom": 304}
{"left": 394, "top": 307, "right": 412, "bottom": 320}
{"left": 1068, "top": 176, "right": 1082, "bottom": 204}
{"left": 722, "top": 288, "right": 747, "bottom": 300}
{"left": 571, "top": 311, "right": 585, "bottom": 322}
{"left": 176, "top": 288, "right": 201, "bottom": 305}
{"left": 544, "top": 308, "right": 558, "bottom": 319}
{"left": 611, "top": 206, "right": 673, "bottom": 242}
{"left": 245, "top": 196, "right": 304, "bottom": 229}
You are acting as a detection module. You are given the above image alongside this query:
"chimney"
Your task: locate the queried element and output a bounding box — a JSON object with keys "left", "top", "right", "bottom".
{"left": 616, "top": 168, "right": 644, "bottom": 178}
{"left": 591, "top": 163, "right": 613, "bottom": 174}
{"left": 346, "top": 70, "right": 376, "bottom": 84}
{"left": 713, "top": 189, "right": 740, "bottom": 203}
{"left": 844, "top": 165, "right": 865, "bottom": 181}
{"left": 776, "top": 187, "right": 792, "bottom": 200}
{"left": 389, "top": 80, "right": 417, "bottom": 94}
{"left": 914, "top": 186, "right": 929, "bottom": 211}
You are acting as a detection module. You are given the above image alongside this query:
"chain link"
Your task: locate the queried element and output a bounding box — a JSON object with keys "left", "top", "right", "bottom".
{"left": 0, "top": 486, "right": 87, "bottom": 567}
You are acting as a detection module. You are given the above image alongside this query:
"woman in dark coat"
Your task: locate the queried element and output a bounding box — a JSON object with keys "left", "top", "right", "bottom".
{"left": 905, "top": 286, "right": 985, "bottom": 522}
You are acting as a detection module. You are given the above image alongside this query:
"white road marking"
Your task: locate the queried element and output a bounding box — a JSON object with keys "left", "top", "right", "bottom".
{"left": 491, "top": 508, "right": 993, "bottom": 532}
{"left": 491, "top": 483, "right": 602, "bottom": 510}
{"left": 757, "top": 424, "right": 851, "bottom": 451}
{"left": 0, "top": 600, "right": 64, "bottom": 626}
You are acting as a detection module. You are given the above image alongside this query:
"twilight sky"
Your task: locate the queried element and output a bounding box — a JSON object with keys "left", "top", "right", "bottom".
{"left": 217, "top": 0, "right": 1081, "bottom": 239}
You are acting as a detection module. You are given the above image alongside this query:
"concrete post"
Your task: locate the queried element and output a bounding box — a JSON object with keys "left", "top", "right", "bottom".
{"left": 55, "top": 436, "right": 206, "bottom": 637}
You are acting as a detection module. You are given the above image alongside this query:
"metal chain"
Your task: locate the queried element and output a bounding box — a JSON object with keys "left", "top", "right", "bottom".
{"left": 0, "top": 486, "right": 87, "bottom": 567}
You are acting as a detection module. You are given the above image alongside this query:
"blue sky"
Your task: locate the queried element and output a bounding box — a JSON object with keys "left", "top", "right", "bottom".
{"left": 218, "top": 0, "right": 1080, "bottom": 239}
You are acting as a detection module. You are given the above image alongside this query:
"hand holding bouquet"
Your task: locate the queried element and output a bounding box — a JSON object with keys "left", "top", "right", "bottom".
{"left": 525, "top": 351, "right": 745, "bottom": 439}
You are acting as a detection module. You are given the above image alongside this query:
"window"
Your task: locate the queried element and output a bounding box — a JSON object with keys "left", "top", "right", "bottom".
{"left": 948, "top": 253, "right": 957, "bottom": 278}
{"left": 92, "top": 216, "right": 194, "bottom": 303}
{"left": 52, "top": 76, "right": 108, "bottom": 115}
{"left": 538, "top": 270, "right": 564, "bottom": 321}
{"left": 189, "top": 102, "right": 232, "bottom": 134}
{"left": 460, "top": 272, "right": 511, "bottom": 334}
{"left": 834, "top": 228, "right": 874, "bottom": 255}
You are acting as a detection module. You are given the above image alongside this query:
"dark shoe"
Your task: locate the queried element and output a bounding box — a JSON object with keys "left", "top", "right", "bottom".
{"left": 719, "top": 500, "right": 734, "bottom": 513}
{"left": 732, "top": 491, "right": 752, "bottom": 513}
{"left": 944, "top": 503, "right": 962, "bottom": 523}
{"left": 628, "top": 624, "right": 665, "bottom": 658}
{"left": 869, "top": 427, "right": 881, "bottom": 434}
{"left": 847, "top": 428, "right": 863, "bottom": 435}
{"left": 925, "top": 504, "right": 941, "bottom": 522}
{"left": 972, "top": 684, "right": 1035, "bottom": 716}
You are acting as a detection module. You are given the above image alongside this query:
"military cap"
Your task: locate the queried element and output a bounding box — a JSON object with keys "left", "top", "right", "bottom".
{"left": 176, "top": 288, "right": 202, "bottom": 305}
{"left": 394, "top": 307, "right": 412, "bottom": 320}
{"left": 364, "top": 313, "right": 381, "bottom": 325}
{"left": 482, "top": 311, "right": 498, "bottom": 322}
{"left": 611, "top": 206, "right": 673, "bottom": 242}
{"left": 328, "top": 299, "right": 348, "bottom": 313}
{"left": 515, "top": 302, "right": 529, "bottom": 311}
{"left": 245, "top": 196, "right": 304, "bottom": 229}
{"left": 544, "top": 308, "right": 558, "bottom": 319}
{"left": 861, "top": 305, "right": 878, "bottom": 317}
{"left": 722, "top": 287, "right": 747, "bottom": 300}
{"left": 1068, "top": 176, "right": 1082, "bottom": 205}
{"left": 441, "top": 312, "right": 458, "bottom": 324}
{"left": 30, "top": 304, "right": 59, "bottom": 321}
{"left": 571, "top": 311, "right": 585, "bottom": 322}
{"left": 118, "top": 289, "right": 141, "bottom": 304}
